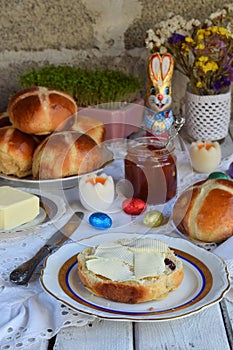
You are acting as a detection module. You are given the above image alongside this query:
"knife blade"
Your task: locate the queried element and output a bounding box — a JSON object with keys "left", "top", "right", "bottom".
{"left": 9, "top": 211, "right": 84, "bottom": 285}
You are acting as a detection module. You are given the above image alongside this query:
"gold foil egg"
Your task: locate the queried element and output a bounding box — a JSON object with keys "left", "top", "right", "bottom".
{"left": 143, "top": 210, "right": 164, "bottom": 228}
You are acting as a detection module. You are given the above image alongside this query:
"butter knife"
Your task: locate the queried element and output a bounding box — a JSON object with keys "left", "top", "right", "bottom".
{"left": 10, "top": 211, "right": 84, "bottom": 285}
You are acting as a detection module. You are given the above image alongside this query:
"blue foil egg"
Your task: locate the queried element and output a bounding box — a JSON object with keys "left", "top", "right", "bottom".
{"left": 229, "top": 162, "right": 233, "bottom": 179}
{"left": 89, "top": 212, "right": 112, "bottom": 230}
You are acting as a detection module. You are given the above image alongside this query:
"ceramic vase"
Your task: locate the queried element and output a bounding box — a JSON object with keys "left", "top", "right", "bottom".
{"left": 185, "top": 88, "right": 231, "bottom": 141}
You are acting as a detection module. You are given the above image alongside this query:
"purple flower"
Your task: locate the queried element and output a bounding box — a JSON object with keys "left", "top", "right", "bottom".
{"left": 223, "top": 62, "right": 233, "bottom": 80}
{"left": 168, "top": 33, "right": 185, "bottom": 44}
{"left": 213, "top": 76, "right": 231, "bottom": 92}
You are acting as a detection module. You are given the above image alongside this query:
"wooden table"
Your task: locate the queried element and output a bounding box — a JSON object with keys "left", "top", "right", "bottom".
{"left": 51, "top": 300, "right": 233, "bottom": 350}
{"left": 26, "top": 293, "right": 233, "bottom": 350}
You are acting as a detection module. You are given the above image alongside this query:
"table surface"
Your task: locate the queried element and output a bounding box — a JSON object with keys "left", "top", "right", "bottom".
{"left": 21, "top": 299, "right": 233, "bottom": 350}
{"left": 53, "top": 124, "right": 233, "bottom": 349}
{"left": 52, "top": 301, "right": 233, "bottom": 350}
{"left": 2, "top": 122, "right": 233, "bottom": 350}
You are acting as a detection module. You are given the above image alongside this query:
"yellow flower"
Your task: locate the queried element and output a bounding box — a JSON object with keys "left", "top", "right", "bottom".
{"left": 196, "top": 30, "right": 205, "bottom": 41}
{"left": 185, "top": 37, "right": 194, "bottom": 44}
{"left": 196, "top": 81, "right": 203, "bottom": 88}
{"left": 195, "top": 60, "right": 203, "bottom": 69}
{"left": 197, "top": 29, "right": 205, "bottom": 36}
{"left": 204, "top": 29, "right": 211, "bottom": 36}
{"left": 210, "top": 62, "right": 218, "bottom": 71}
{"left": 218, "top": 26, "right": 231, "bottom": 38}
{"left": 181, "top": 43, "right": 190, "bottom": 56}
{"left": 197, "top": 34, "right": 204, "bottom": 41}
{"left": 198, "top": 56, "right": 209, "bottom": 63}
{"left": 203, "top": 61, "right": 218, "bottom": 73}
{"left": 211, "top": 26, "right": 218, "bottom": 33}
{"left": 196, "top": 43, "right": 205, "bottom": 50}
{"left": 195, "top": 57, "right": 218, "bottom": 73}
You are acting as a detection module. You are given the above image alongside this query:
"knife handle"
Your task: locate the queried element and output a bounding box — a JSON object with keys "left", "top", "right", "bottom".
{"left": 9, "top": 245, "right": 52, "bottom": 285}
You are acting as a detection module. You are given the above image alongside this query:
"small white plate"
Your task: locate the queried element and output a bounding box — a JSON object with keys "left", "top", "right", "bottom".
{"left": 0, "top": 187, "right": 66, "bottom": 238}
{"left": 40, "top": 232, "right": 230, "bottom": 322}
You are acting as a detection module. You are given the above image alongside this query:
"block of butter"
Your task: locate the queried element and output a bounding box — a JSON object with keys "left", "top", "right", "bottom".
{"left": 0, "top": 186, "right": 40, "bottom": 230}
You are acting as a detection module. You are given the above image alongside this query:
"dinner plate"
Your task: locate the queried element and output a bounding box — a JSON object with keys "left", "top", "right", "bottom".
{"left": 40, "top": 232, "right": 230, "bottom": 322}
{"left": 0, "top": 187, "right": 66, "bottom": 238}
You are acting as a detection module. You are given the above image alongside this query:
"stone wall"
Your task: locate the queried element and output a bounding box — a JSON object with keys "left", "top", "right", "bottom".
{"left": 0, "top": 0, "right": 225, "bottom": 112}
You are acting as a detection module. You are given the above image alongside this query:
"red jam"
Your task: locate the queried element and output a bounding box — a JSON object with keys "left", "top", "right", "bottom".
{"left": 124, "top": 137, "right": 177, "bottom": 205}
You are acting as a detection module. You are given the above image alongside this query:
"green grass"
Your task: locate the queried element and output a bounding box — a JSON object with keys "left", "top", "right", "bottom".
{"left": 19, "top": 65, "right": 142, "bottom": 107}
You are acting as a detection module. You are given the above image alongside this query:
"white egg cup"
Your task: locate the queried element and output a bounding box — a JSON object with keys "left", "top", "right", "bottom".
{"left": 79, "top": 173, "right": 115, "bottom": 212}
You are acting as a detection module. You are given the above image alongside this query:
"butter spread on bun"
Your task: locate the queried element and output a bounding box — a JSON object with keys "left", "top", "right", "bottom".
{"left": 77, "top": 238, "right": 184, "bottom": 304}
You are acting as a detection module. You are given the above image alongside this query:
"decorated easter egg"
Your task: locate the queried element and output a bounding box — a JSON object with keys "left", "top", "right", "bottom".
{"left": 79, "top": 173, "right": 114, "bottom": 211}
{"left": 122, "top": 198, "right": 146, "bottom": 215}
{"left": 208, "top": 171, "right": 229, "bottom": 180}
{"left": 89, "top": 212, "right": 112, "bottom": 229}
{"left": 228, "top": 162, "right": 233, "bottom": 179}
{"left": 143, "top": 210, "right": 164, "bottom": 228}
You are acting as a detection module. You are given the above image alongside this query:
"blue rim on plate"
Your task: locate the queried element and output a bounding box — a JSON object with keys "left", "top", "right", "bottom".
{"left": 59, "top": 250, "right": 209, "bottom": 316}
{"left": 40, "top": 233, "right": 230, "bottom": 321}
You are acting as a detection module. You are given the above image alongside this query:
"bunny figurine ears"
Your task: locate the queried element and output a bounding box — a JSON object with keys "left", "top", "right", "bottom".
{"left": 148, "top": 53, "right": 174, "bottom": 93}
{"left": 144, "top": 53, "right": 175, "bottom": 137}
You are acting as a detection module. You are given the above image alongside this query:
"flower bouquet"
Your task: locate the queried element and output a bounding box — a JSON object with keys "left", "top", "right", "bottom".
{"left": 145, "top": 5, "right": 233, "bottom": 95}
{"left": 145, "top": 5, "right": 233, "bottom": 141}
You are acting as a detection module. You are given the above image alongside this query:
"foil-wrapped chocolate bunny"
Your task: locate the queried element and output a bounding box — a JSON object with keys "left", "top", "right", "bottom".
{"left": 144, "top": 53, "right": 174, "bottom": 136}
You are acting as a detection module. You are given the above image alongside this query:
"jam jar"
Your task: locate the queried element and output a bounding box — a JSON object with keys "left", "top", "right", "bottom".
{"left": 124, "top": 137, "right": 177, "bottom": 205}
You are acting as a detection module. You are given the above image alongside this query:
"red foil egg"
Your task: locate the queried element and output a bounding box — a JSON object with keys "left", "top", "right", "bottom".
{"left": 122, "top": 198, "right": 146, "bottom": 215}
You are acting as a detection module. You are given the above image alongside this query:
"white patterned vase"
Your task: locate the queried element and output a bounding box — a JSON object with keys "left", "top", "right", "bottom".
{"left": 185, "top": 88, "right": 232, "bottom": 141}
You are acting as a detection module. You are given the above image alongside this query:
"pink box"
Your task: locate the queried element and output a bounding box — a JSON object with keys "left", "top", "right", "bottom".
{"left": 79, "top": 99, "right": 145, "bottom": 140}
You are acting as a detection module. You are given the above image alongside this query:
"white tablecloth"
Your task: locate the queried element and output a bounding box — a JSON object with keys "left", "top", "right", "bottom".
{"left": 0, "top": 142, "right": 232, "bottom": 349}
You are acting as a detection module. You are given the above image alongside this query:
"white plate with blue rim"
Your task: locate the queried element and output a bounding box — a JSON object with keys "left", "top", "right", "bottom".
{"left": 40, "top": 232, "right": 230, "bottom": 321}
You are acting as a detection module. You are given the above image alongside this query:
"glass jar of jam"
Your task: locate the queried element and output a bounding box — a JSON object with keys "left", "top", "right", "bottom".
{"left": 124, "top": 137, "right": 177, "bottom": 205}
